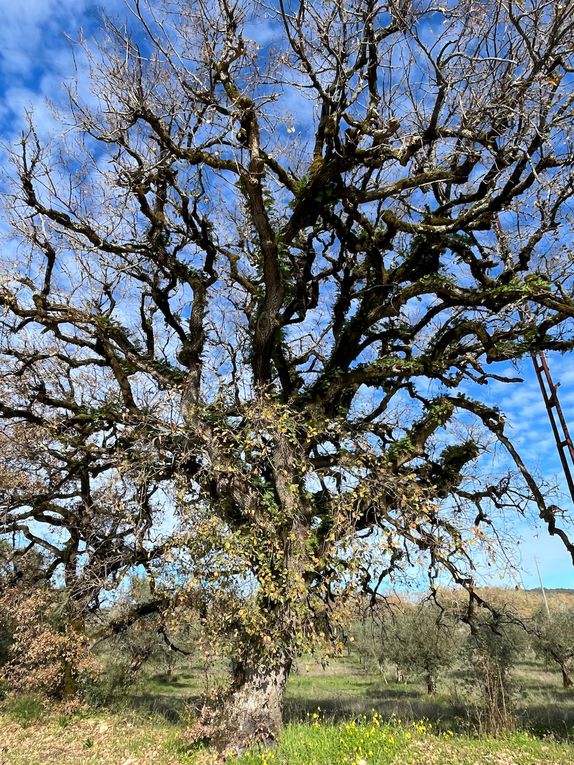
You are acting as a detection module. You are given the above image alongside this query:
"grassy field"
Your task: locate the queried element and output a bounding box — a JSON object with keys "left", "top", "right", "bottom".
{"left": 1, "top": 655, "right": 574, "bottom": 764}
{"left": 120, "top": 654, "right": 574, "bottom": 734}
{"left": 1, "top": 705, "right": 573, "bottom": 765}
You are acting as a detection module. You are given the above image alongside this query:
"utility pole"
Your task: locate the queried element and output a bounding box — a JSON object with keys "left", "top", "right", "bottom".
{"left": 534, "top": 556, "right": 551, "bottom": 618}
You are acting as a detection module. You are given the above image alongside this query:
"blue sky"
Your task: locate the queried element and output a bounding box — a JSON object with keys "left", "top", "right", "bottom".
{"left": 478, "top": 354, "right": 574, "bottom": 590}
{"left": 1, "top": 0, "right": 574, "bottom": 591}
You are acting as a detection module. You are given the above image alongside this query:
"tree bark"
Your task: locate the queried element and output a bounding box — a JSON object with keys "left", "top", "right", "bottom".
{"left": 561, "top": 665, "right": 573, "bottom": 689}
{"left": 60, "top": 614, "right": 86, "bottom": 701}
{"left": 209, "top": 654, "right": 291, "bottom": 755}
{"left": 128, "top": 650, "right": 151, "bottom": 676}
{"left": 61, "top": 659, "right": 76, "bottom": 701}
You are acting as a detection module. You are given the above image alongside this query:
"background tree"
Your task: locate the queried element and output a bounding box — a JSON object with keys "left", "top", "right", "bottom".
{"left": 383, "top": 602, "right": 459, "bottom": 695}
{"left": 96, "top": 575, "right": 195, "bottom": 682}
{"left": 465, "top": 611, "right": 527, "bottom": 734}
{"left": 351, "top": 600, "right": 389, "bottom": 674}
{"left": 2, "top": 0, "right": 574, "bottom": 751}
{"left": 532, "top": 605, "right": 574, "bottom": 689}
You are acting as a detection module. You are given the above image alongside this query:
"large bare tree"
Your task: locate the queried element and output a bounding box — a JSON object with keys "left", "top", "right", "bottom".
{"left": 2, "top": 0, "right": 574, "bottom": 750}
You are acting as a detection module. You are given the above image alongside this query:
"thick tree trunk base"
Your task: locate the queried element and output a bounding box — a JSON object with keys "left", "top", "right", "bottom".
{"left": 205, "top": 658, "right": 290, "bottom": 756}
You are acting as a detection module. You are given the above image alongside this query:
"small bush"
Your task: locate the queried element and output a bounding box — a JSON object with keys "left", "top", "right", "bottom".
{"left": 78, "top": 660, "right": 133, "bottom": 708}
{"left": 0, "top": 588, "right": 100, "bottom": 700}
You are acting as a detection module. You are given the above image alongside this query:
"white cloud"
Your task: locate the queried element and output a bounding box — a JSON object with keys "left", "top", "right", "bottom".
{"left": 0, "top": 0, "right": 126, "bottom": 138}
{"left": 0, "top": 0, "right": 91, "bottom": 78}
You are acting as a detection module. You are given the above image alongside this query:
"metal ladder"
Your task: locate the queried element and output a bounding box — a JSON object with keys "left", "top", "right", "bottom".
{"left": 531, "top": 352, "right": 574, "bottom": 504}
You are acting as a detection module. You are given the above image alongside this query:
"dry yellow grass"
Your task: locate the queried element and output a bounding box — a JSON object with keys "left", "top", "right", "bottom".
{"left": 0, "top": 712, "right": 188, "bottom": 765}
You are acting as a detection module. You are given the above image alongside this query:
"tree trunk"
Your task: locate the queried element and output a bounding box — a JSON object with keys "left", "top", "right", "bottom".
{"left": 561, "top": 665, "right": 573, "bottom": 689}
{"left": 128, "top": 650, "right": 150, "bottom": 675}
{"left": 209, "top": 654, "right": 291, "bottom": 755}
{"left": 60, "top": 614, "right": 86, "bottom": 701}
{"left": 426, "top": 671, "right": 437, "bottom": 695}
{"left": 62, "top": 659, "right": 76, "bottom": 701}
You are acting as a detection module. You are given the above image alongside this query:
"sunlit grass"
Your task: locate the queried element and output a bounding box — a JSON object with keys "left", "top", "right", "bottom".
{"left": 3, "top": 653, "right": 574, "bottom": 764}
{"left": 231, "top": 714, "right": 574, "bottom": 765}
{"left": 2, "top": 706, "right": 574, "bottom": 765}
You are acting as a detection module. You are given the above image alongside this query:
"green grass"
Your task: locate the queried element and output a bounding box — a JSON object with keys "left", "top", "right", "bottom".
{"left": 4, "top": 652, "right": 574, "bottom": 764}
{"left": 233, "top": 716, "right": 411, "bottom": 765}
{"left": 283, "top": 659, "right": 464, "bottom": 725}
{"left": 283, "top": 656, "right": 574, "bottom": 734}
{"left": 3, "top": 708, "right": 573, "bottom": 765}
{"left": 2, "top": 695, "right": 47, "bottom": 727}
{"left": 230, "top": 717, "right": 574, "bottom": 765}
{"left": 120, "top": 653, "right": 574, "bottom": 737}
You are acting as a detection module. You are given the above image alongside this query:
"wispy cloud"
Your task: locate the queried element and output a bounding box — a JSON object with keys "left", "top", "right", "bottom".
{"left": 0, "top": 0, "right": 126, "bottom": 138}
{"left": 0, "top": 0, "right": 92, "bottom": 80}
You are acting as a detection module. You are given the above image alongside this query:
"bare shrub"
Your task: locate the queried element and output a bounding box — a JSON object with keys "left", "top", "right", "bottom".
{"left": 0, "top": 587, "right": 100, "bottom": 700}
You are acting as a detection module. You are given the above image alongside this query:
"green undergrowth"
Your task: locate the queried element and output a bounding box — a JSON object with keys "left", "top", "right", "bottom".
{"left": 231, "top": 716, "right": 574, "bottom": 765}
{"left": 232, "top": 715, "right": 418, "bottom": 765}
{"left": 2, "top": 703, "right": 574, "bottom": 765}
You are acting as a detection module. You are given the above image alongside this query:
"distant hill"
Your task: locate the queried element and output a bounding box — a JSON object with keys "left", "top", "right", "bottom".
{"left": 370, "top": 586, "right": 574, "bottom": 619}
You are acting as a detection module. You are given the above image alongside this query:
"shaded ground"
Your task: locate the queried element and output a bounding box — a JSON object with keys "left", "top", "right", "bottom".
{"left": 119, "top": 655, "right": 574, "bottom": 738}
{"left": 2, "top": 655, "right": 574, "bottom": 764}
{"left": 0, "top": 711, "right": 187, "bottom": 765}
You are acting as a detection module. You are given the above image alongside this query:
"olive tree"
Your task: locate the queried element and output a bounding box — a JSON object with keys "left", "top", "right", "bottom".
{"left": 465, "top": 612, "right": 528, "bottom": 734}
{"left": 384, "top": 602, "right": 459, "bottom": 695}
{"left": 2, "top": 0, "right": 574, "bottom": 751}
{"left": 97, "top": 575, "right": 195, "bottom": 680}
{"left": 532, "top": 605, "right": 574, "bottom": 688}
